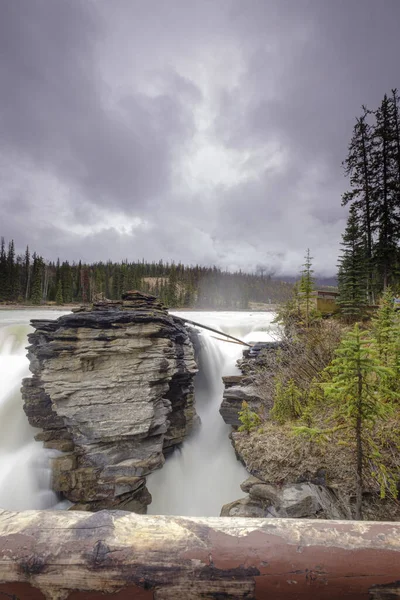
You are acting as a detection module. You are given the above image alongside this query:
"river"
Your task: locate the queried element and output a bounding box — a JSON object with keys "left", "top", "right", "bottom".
{"left": 0, "top": 309, "right": 277, "bottom": 515}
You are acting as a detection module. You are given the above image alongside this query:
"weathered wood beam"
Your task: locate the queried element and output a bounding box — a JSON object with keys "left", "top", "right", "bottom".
{"left": 0, "top": 510, "right": 399, "bottom": 599}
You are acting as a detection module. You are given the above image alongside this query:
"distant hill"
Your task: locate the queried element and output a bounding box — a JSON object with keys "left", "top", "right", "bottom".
{"left": 277, "top": 274, "right": 338, "bottom": 289}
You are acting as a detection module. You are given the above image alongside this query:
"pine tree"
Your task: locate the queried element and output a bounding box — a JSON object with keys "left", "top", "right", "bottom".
{"left": 0, "top": 237, "right": 7, "bottom": 301}
{"left": 391, "top": 89, "right": 400, "bottom": 205}
{"left": 372, "top": 94, "right": 400, "bottom": 289}
{"left": 338, "top": 205, "right": 368, "bottom": 320}
{"left": 299, "top": 249, "right": 315, "bottom": 328}
{"left": 372, "top": 288, "right": 399, "bottom": 367}
{"left": 238, "top": 401, "right": 261, "bottom": 433}
{"left": 30, "top": 253, "right": 43, "bottom": 305}
{"left": 271, "top": 376, "right": 303, "bottom": 424}
{"left": 342, "top": 110, "right": 376, "bottom": 302}
{"left": 24, "top": 246, "right": 31, "bottom": 300}
{"left": 167, "top": 264, "right": 178, "bottom": 307}
{"left": 6, "top": 240, "right": 16, "bottom": 300}
{"left": 61, "top": 261, "right": 73, "bottom": 302}
{"left": 319, "top": 325, "right": 396, "bottom": 518}
{"left": 55, "top": 279, "right": 64, "bottom": 305}
{"left": 81, "top": 266, "right": 90, "bottom": 304}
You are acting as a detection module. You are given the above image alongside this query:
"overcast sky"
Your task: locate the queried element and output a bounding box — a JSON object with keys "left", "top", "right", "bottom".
{"left": 1, "top": 0, "right": 399, "bottom": 276}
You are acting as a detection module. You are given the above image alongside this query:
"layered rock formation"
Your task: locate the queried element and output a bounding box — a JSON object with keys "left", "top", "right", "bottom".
{"left": 22, "top": 291, "right": 198, "bottom": 512}
{"left": 219, "top": 344, "right": 282, "bottom": 427}
{"left": 220, "top": 375, "right": 268, "bottom": 427}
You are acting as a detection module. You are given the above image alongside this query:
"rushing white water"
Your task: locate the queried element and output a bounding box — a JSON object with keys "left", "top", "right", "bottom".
{"left": 147, "top": 310, "right": 278, "bottom": 516}
{"left": 0, "top": 309, "right": 277, "bottom": 515}
{"left": 0, "top": 310, "right": 69, "bottom": 510}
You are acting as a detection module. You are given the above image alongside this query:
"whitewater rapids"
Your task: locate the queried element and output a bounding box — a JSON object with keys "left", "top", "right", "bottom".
{"left": 0, "top": 309, "right": 277, "bottom": 514}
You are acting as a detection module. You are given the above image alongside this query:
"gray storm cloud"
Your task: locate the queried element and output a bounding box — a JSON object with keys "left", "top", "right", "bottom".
{"left": 1, "top": 0, "right": 400, "bottom": 275}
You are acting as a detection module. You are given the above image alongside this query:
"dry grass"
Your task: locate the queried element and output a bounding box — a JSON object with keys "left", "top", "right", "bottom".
{"left": 233, "top": 418, "right": 400, "bottom": 520}
{"left": 234, "top": 421, "right": 355, "bottom": 491}
{"left": 245, "top": 319, "right": 345, "bottom": 409}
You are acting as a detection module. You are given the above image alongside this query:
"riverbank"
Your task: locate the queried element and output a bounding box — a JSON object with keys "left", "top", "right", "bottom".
{"left": 220, "top": 321, "right": 400, "bottom": 521}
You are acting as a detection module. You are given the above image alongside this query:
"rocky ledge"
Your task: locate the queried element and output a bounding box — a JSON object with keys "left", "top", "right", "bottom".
{"left": 22, "top": 291, "right": 198, "bottom": 512}
{"left": 221, "top": 475, "right": 351, "bottom": 519}
{"left": 219, "top": 342, "right": 356, "bottom": 520}
{"left": 219, "top": 344, "right": 282, "bottom": 427}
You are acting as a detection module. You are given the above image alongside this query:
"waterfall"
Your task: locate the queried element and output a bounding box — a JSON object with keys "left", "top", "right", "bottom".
{"left": 0, "top": 310, "right": 68, "bottom": 510}
{"left": 147, "top": 311, "right": 277, "bottom": 516}
{"left": 0, "top": 309, "right": 276, "bottom": 515}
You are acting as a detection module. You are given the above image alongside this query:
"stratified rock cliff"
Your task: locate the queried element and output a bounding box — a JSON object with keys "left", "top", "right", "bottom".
{"left": 22, "top": 291, "right": 198, "bottom": 512}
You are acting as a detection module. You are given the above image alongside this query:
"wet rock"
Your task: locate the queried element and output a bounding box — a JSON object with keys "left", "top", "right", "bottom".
{"left": 222, "top": 478, "right": 352, "bottom": 519}
{"left": 219, "top": 385, "right": 266, "bottom": 427}
{"left": 222, "top": 375, "right": 244, "bottom": 388}
{"left": 22, "top": 291, "right": 198, "bottom": 512}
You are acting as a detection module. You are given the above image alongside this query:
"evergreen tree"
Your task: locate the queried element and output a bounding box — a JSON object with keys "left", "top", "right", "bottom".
{"left": 0, "top": 237, "right": 7, "bottom": 301}
{"left": 298, "top": 324, "right": 397, "bottom": 519}
{"left": 30, "top": 253, "right": 43, "bottom": 305}
{"left": 238, "top": 401, "right": 261, "bottom": 433}
{"left": 61, "top": 261, "right": 73, "bottom": 302}
{"left": 372, "top": 94, "right": 400, "bottom": 289}
{"left": 6, "top": 240, "right": 16, "bottom": 300}
{"left": 167, "top": 264, "right": 178, "bottom": 307}
{"left": 24, "top": 246, "right": 31, "bottom": 300}
{"left": 342, "top": 110, "right": 376, "bottom": 302}
{"left": 55, "top": 279, "right": 64, "bottom": 305}
{"left": 372, "top": 288, "right": 399, "bottom": 368}
{"left": 391, "top": 89, "right": 400, "bottom": 204}
{"left": 299, "top": 249, "right": 315, "bottom": 328}
{"left": 338, "top": 206, "right": 368, "bottom": 320}
{"left": 81, "top": 266, "right": 90, "bottom": 303}
{"left": 271, "top": 376, "right": 303, "bottom": 424}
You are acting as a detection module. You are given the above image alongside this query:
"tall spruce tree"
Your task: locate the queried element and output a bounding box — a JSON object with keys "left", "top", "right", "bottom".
{"left": 342, "top": 110, "right": 376, "bottom": 302}
{"left": 6, "top": 240, "right": 16, "bottom": 300}
{"left": 338, "top": 206, "right": 368, "bottom": 320}
{"left": 30, "top": 253, "right": 43, "bottom": 305}
{"left": 372, "top": 287, "right": 399, "bottom": 368}
{"left": 299, "top": 249, "right": 315, "bottom": 328}
{"left": 324, "top": 324, "right": 396, "bottom": 518}
{"left": 372, "top": 94, "right": 400, "bottom": 289}
{"left": 297, "top": 324, "right": 397, "bottom": 519}
{"left": 0, "top": 238, "right": 7, "bottom": 301}
{"left": 55, "top": 279, "right": 64, "bottom": 305}
{"left": 24, "top": 246, "right": 31, "bottom": 300}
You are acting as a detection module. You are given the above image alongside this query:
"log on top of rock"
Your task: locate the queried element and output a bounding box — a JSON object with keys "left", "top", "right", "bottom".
{"left": 21, "top": 293, "right": 198, "bottom": 513}
{"left": 0, "top": 509, "right": 399, "bottom": 599}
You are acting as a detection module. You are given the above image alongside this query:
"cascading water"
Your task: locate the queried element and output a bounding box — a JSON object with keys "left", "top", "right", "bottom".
{"left": 0, "top": 309, "right": 276, "bottom": 515}
{"left": 147, "top": 311, "right": 277, "bottom": 516}
{"left": 0, "top": 310, "right": 68, "bottom": 510}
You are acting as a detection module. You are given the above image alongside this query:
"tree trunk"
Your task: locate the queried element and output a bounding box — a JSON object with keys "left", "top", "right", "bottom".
{"left": 1, "top": 510, "right": 400, "bottom": 599}
{"left": 355, "top": 365, "right": 364, "bottom": 520}
{"left": 360, "top": 117, "right": 374, "bottom": 303}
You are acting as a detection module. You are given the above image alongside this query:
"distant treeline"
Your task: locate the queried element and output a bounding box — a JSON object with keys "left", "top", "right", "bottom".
{"left": 0, "top": 238, "right": 293, "bottom": 309}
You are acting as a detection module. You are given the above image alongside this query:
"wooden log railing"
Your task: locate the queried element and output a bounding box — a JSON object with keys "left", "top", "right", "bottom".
{"left": 0, "top": 510, "right": 399, "bottom": 599}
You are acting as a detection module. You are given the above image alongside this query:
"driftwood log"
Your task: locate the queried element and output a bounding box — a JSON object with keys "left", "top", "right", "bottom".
{"left": 0, "top": 510, "right": 399, "bottom": 599}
